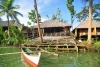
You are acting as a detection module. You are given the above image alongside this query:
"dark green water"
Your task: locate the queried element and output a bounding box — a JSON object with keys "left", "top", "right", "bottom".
{"left": 0, "top": 47, "right": 100, "bottom": 67}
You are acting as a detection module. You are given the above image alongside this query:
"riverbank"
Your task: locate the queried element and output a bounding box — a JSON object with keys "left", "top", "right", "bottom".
{"left": 82, "top": 40, "right": 100, "bottom": 52}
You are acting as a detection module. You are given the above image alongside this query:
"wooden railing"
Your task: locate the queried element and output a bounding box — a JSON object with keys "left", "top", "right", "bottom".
{"left": 97, "top": 32, "right": 100, "bottom": 35}
{"left": 43, "top": 32, "right": 70, "bottom": 36}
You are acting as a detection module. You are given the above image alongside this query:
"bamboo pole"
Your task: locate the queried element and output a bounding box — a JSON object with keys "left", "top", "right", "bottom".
{"left": 34, "top": 0, "right": 43, "bottom": 43}
{"left": 0, "top": 52, "right": 21, "bottom": 56}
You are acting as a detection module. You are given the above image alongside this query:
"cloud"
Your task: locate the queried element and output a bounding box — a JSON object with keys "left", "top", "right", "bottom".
{"left": 1, "top": 0, "right": 57, "bottom": 26}
{"left": 37, "top": 0, "right": 57, "bottom": 13}
{"left": 41, "top": 17, "right": 48, "bottom": 22}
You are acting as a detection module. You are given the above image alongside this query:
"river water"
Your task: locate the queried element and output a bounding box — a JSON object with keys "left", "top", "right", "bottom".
{"left": 0, "top": 47, "right": 100, "bottom": 67}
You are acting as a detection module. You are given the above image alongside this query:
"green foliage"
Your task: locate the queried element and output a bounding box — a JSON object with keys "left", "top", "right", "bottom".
{"left": 0, "top": 0, "right": 23, "bottom": 22}
{"left": 66, "top": 0, "right": 75, "bottom": 29}
{"left": 52, "top": 8, "right": 62, "bottom": 20}
{"left": 28, "top": 10, "right": 41, "bottom": 23}
{"left": 0, "top": 26, "right": 27, "bottom": 46}
{"left": 76, "top": 3, "right": 100, "bottom": 22}
{"left": 51, "top": 8, "right": 67, "bottom": 22}
{"left": 94, "top": 41, "right": 100, "bottom": 48}
{"left": 66, "top": 0, "right": 75, "bottom": 16}
{"left": 0, "top": 27, "right": 4, "bottom": 44}
{"left": 0, "top": 0, "right": 23, "bottom": 37}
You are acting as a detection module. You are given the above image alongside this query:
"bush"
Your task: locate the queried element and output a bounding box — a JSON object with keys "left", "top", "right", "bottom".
{"left": 0, "top": 26, "right": 27, "bottom": 46}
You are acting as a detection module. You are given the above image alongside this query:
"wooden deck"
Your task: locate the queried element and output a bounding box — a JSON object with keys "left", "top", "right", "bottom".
{"left": 22, "top": 36, "right": 86, "bottom": 52}
{"left": 23, "top": 44, "right": 86, "bottom": 52}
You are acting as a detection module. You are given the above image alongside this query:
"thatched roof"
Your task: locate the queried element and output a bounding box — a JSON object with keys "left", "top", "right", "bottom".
{"left": 22, "top": 26, "right": 32, "bottom": 33}
{"left": 0, "top": 20, "right": 22, "bottom": 27}
{"left": 34, "top": 19, "right": 71, "bottom": 28}
{"left": 76, "top": 20, "right": 100, "bottom": 29}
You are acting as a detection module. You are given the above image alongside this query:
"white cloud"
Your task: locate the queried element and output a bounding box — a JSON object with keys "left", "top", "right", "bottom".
{"left": 37, "top": 0, "right": 57, "bottom": 13}
{"left": 41, "top": 17, "right": 48, "bottom": 22}
{"left": 1, "top": 0, "right": 57, "bottom": 26}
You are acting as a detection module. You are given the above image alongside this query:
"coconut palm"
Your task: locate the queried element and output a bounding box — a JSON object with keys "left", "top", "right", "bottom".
{"left": 78, "top": 0, "right": 93, "bottom": 45}
{"left": 66, "top": 0, "right": 93, "bottom": 45}
{"left": 0, "top": 0, "right": 23, "bottom": 37}
{"left": 66, "top": 0, "right": 76, "bottom": 30}
{"left": 76, "top": 3, "right": 100, "bottom": 22}
{"left": 83, "top": 0, "right": 93, "bottom": 45}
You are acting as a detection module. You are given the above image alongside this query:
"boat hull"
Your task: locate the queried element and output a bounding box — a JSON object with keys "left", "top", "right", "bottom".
{"left": 21, "top": 48, "right": 41, "bottom": 67}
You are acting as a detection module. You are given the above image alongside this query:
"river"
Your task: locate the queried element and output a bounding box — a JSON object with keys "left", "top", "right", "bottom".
{"left": 0, "top": 47, "right": 100, "bottom": 67}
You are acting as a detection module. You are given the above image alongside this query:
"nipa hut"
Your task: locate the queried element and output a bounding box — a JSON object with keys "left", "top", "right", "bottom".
{"left": 34, "top": 19, "right": 71, "bottom": 37}
{"left": 73, "top": 20, "right": 100, "bottom": 39}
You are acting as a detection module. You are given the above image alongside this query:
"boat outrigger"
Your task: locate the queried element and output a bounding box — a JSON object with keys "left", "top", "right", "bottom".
{"left": 21, "top": 48, "right": 41, "bottom": 67}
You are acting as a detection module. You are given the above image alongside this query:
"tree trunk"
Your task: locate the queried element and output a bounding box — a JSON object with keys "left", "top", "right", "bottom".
{"left": 34, "top": 0, "right": 43, "bottom": 43}
{"left": 7, "top": 14, "right": 10, "bottom": 37}
{"left": 87, "top": 0, "right": 92, "bottom": 45}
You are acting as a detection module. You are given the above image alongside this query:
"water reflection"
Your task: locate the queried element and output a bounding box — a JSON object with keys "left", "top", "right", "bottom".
{"left": 0, "top": 48, "right": 100, "bottom": 67}
{"left": 39, "top": 52, "right": 100, "bottom": 67}
{"left": 0, "top": 47, "right": 25, "bottom": 67}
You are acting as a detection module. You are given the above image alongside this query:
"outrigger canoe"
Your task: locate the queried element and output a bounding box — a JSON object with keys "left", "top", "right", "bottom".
{"left": 21, "top": 48, "right": 41, "bottom": 67}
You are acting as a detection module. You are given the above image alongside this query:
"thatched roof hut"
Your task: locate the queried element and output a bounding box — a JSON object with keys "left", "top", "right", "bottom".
{"left": 76, "top": 20, "right": 100, "bottom": 28}
{"left": 73, "top": 20, "right": 100, "bottom": 38}
{"left": 0, "top": 20, "right": 22, "bottom": 27}
{"left": 34, "top": 19, "right": 71, "bottom": 36}
{"left": 34, "top": 19, "right": 71, "bottom": 28}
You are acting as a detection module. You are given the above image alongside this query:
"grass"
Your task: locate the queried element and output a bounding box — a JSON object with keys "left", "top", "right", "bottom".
{"left": 81, "top": 39, "right": 100, "bottom": 48}
{"left": 93, "top": 41, "right": 100, "bottom": 48}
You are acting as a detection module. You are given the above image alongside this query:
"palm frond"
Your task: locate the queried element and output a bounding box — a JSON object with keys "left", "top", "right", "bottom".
{"left": 11, "top": 5, "right": 20, "bottom": 9}
{"left": 0, "top": 10, "right": 5, "bottom": 16}
{"left": 14, "top": 11, "right": 23, "bottom": 17}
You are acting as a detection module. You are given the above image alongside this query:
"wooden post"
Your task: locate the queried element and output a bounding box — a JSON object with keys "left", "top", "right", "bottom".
{"left": 34, "top": 0, "right": 43, "bottom": 43}
{"left": 75, "top": 28, "right": 77, "bottom": 37}
{"left": 94, "top": 27, "right": 96, "bottom": 35}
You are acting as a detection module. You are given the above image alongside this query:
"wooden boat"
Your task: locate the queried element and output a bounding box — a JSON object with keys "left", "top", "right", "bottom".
{"left": 21, "top": 48, "right": 41, "bottom": 67}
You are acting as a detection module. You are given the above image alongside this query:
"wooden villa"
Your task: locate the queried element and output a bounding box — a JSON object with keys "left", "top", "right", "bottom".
{"left": 0, "top": 20, "right": 22, "bottom": 31}
{"left": 73, "top": 20, "right": 100, "bottom": 39}
{"left": 0, "top": 20, "right": 33, "bottom": 38}
{"left": 34, "top": 19, "right": 71, "bottom": 37}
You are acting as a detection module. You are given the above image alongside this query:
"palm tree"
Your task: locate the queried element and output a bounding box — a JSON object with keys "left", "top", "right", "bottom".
{"left": 0, "top": 0, "right": 23, "bottom": 37}
{"left": 66, "top": 0, "right": 75, "bottom": 31}
{"left": 34, "top": 0, "right": 43, "bottom": 43}
{"left": 82, "top": 0, "right": 93, "bottom": 45}
{"left": 88, "top": 0, "right": 93, "bottom": 45}
{"left": 76, "top": 3, "right": 100, "bottom": 22}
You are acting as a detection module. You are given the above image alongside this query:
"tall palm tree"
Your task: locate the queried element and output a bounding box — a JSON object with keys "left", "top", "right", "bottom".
{"left": 88, "top": 0, "right": 93, "bottom": 45}
{"left": 76, "top": 3, "right": 100, "bottom": 22}
{"left": 66, "top": 0, "right": 75, "bottom": 31}
{"left": 83, "top": 0, "right": 93, "bottom": 45}
{"left": 34, "top": 0, "right": 43, "bottom": 43}
{"left": 0, "top": 0, "right": 23, "bottom": 37}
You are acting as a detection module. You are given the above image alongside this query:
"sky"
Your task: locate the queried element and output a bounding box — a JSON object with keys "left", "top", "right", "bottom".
{"left": 1, "top": 0, "right": 100, "bottom": 29}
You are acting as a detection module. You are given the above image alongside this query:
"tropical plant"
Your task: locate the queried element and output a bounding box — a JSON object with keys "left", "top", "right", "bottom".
{"left": 66, "top": 0, "right": 76, "bottom": 30}
{"left": 34, "top": 0, "right": 43, "bottom": 43}
{"left": 79, "top": 0, "right": 93, "bottom": 45}
{"left": 0, "top": 0, "right": 23, "bottom": 37}
{"left": 0, "top": 27, "right": 4, "bottom": 44}
{"left": 28, "top": 10, "right": 41, "bottom": 23}
{"left": 51, "top": 8, "right": 67, "bottom": 22}
{"left": 88, "top": 0, "right": 93, "bottom": 45}
{"left": 76, "top": 3, "right": 100, "bottom": 22}
{"left": 1, "top": 26, "right": 26, "bottom": 46}
{"left": 52, "top": 8, "right": 62, "bottom": 20}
